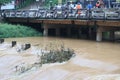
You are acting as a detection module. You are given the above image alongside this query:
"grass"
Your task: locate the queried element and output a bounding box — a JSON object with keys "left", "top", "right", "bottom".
{"left": 0, "top": 23, "right": 42, "bottom": 38}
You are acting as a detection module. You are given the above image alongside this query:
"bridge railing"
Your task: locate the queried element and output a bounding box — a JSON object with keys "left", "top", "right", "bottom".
{"left": 104, "top": 8, "right": 120, "bottom": 19}
{"left": 2, "top": 8, "right": 120, "bottom": 20}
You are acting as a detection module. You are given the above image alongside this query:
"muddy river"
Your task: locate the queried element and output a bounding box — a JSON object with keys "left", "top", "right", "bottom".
{"left": 0, "top": 37, "right": 120, "bottom": 80}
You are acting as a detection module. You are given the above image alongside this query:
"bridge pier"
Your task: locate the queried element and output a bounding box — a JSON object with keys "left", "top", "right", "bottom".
{"left": 67, "top": 28, "right": 71, "bottom": 37}
{"left": 56, "top": 28, "right": 60, "bottom": 36}
{"left": 78, "top": 28, "right": 82, "bottom": 38}
{"left": 96, "top": 27, "right": 103, "bottom": 42}
{"left": 109, "top": 31, "right": 115, "bottom": 41}
{"left": 43, "top": 28, "right": 48, "bottom": 36}
{"left": 6, "top": 16, "right": 120, "bottom": 42}
{"left": 89, "top": 27, "right": 92, "bottom": 39}
{"left": 43, "top": 24, "right": 48, "bottom": 36}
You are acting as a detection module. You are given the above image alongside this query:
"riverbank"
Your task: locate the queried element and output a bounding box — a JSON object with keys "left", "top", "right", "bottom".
{"left": 0, "top": 37, "right": 120, "bottom": 80}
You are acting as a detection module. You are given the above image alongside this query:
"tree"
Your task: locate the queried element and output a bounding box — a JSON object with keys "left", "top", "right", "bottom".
{"left": 0, "top": 0, "right": 11, "bottom": 10}
{"left": 116, "top": 0, "right": 120, "bottom": 2}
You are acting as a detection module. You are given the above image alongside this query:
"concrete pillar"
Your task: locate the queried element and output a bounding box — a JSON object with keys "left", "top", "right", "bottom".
{"left": 78, "top": 28, "right": 82, "bottom": 38}
{"left": 89, "top": 27, "right": 92, "bottom": 39}
{"left": 96, "top": 27, "right": 103, "bottom": 42}
{"left": 67, "top": 28, "right": 71, "bottom": 37}
{"left": 43, "top": 28, "right": 48, "bottom": 36}
{"left": 109, "top": 31, "right": 115, "bottom": 41}
{"left": 43, "top": 24, "right": 48, "bottom": 36}
{"left": 56, "top": 28, "right": 60, "bottom": 36}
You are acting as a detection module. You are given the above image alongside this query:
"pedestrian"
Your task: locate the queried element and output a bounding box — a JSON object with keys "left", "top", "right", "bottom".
{"left": 86, "top": 2, "right": 93, "bottom": 19}
{"left": 96, "top": 0, "right": 105, "bottom": 8}
{"left": 96, "top": 1, "right": 101, "bottom": 8}
{"left": 87, "top": 2, "right": 93, "bottom": 10}
{"left": 69, "top": 1, "right": 75, "bottom": 13}
{"left": 76, "top": 3, "right": 82, "bottom": 14}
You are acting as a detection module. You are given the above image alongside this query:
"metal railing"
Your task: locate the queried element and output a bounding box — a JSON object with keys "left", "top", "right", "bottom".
{"left": 2, "top": 8, "right": 120, "bottom": 20}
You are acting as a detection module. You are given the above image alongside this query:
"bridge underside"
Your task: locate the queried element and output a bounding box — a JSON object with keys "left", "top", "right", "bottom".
{"left": 5, "top": 18, "right": 120, "bottom": 42}
{"left": 5, "top": 18, "right": 120, "bottom": 27}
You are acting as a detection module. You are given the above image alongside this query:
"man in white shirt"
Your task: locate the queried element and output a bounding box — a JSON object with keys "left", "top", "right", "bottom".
{"left": 69, "top": 1, "right": 75, "bottom": 13}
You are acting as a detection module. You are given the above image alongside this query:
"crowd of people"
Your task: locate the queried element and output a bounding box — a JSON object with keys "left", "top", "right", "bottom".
{"left": 55, "top": 0, "right": 106, "bottom": 9}
{"left": 52, "top": 0, "right": 106, "bottom": 14}
{"left": 51, "top": 0, "right": 106, "bottom": 16}
{"left": 68, "top": 0, "right": 105, "bottom": 10}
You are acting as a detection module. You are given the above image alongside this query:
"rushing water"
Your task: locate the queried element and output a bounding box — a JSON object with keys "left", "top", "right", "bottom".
{"left": 0, "top": 37, "right": 120, "bottom": 80}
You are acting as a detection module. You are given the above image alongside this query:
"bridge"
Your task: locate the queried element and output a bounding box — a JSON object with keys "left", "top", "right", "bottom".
{"left": 3, "top": 8, "right": 120, "bottom": 41}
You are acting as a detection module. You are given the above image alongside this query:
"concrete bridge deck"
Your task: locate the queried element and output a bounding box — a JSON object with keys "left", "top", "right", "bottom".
{"left": 5, "top": 18, "right": 120, "bottom": 27}
{"left": 4, "top": 16, "right": 120, "bottom": 42}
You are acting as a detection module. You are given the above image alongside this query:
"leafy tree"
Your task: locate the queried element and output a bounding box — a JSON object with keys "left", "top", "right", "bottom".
{"left": 44, "top": 0, "right": 67, "bottom": 7}
{"left": 0, "top": 0, "right": 11, "bottom": 10}
{"left": 116, "top": 0, "right": 120, "bottom": 2}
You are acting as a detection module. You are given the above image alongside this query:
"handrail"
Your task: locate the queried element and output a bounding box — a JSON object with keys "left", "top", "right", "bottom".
{"left": 2, "top": 8, "right": 120, "bottom": 20}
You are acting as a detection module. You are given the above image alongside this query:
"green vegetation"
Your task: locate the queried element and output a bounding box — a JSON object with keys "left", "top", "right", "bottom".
{"left": 44, "top": 0, "right": 67, "bottom": 7}
{"left": 41, "top": 47, "right": 74, "bottom": 64}
{"left": 16, "top": 0, "right": 34, "bottom": 9}
{"left": 0, "top": 23, "right": 42, "bottom": 38}
{"left": 15, "top": 41, "right": 75, "bottom": 74}
{"left": 43, "top": 0, "right": 58, "bottom": 8}
{"left": 40, "top": 41, "right": 75, "bottom": 64}
{"left": 116, "top": 0, "right": 120, "bottom": 2}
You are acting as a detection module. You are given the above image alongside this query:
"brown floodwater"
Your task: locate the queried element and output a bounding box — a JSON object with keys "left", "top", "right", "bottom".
{"left": 0, "top": 37, "right": 120, "bottom": 80}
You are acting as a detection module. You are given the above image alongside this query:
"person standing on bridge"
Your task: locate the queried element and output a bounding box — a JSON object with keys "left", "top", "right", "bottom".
{"left": 96, "top": 0, "right": 105, "bottom": 8}
{"left": 86, "top": 1, "right": 93, "bottom": 19}
{"left": 96, "top": 1, "right": 101, "bottom": 8}
{"left": 69, "top": 1, "right": 75, "bottom": 14}
{"left": 75, "top": 3, "right": 82, "bottom": 15}
{"left": 86, "top": 1, "right": 93, "bottom": 10}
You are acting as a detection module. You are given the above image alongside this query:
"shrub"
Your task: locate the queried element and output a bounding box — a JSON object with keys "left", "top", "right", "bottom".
{"left": 16, "top": 0, "right": 34, "bottom": 9}
{"left": 14, "top": 41, "right": 75, "bottom": 74}
{"left": 0, "top": 23, "right": 42, "bottom": 38}
{"left": 39, "top": 42, "right": 75, "bottom": 64}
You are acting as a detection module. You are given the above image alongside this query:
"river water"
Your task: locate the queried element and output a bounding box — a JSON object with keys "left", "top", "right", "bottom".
{"left": 0, "top": 37, "right": 120, "bottom": 80}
